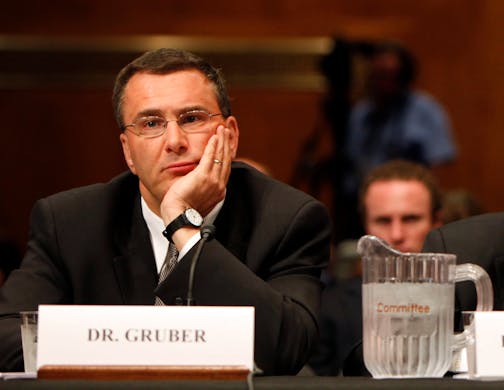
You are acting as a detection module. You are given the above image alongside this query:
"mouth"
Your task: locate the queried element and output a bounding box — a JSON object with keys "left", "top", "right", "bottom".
{"left": 164, "top": 161, "right": 198, "bottom": 175}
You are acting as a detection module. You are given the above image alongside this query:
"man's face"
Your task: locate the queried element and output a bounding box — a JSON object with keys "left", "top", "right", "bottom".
{"left": 369, "top": 52, "right": 403, "bottom": 101}
{"left": 364, "top": 179, "right": 440, "bottom": 253}
{"left": 119, "top": 70, "right": 238, "bottom": 209}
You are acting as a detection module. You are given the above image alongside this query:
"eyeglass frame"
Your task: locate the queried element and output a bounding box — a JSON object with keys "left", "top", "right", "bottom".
{"left": 122, "top": 109, "right": 223, "bottom": 139}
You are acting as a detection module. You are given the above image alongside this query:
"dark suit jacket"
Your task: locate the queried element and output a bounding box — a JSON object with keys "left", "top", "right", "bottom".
{"left": 308, "top": 276, "right": 362, "bottom": 376}
{"left": 0, "top": 162, "right": 331, "bottom": 374}
{"left": 423, "top": 212, "right": 504, "bottom": 313}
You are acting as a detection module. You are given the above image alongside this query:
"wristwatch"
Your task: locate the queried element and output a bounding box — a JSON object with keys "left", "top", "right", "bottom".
{"left": 162, "top": 208, "right": 203, "bottom": 243}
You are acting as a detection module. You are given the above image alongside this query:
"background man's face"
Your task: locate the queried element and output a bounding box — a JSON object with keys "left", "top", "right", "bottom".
{"left": 369, "top": 52, "right": 403, "bottom": 100}
{"left": 364, "top": 179, "right": 440, "bottom": 253}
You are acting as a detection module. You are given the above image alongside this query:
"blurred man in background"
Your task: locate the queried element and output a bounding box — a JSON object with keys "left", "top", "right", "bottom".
{"left": 358, "top": 159, "right": 443, "bottom": 253}
{"left": 344, "top": 43, "right": 456, "bottom": 191}
{"left": 293, "top": 40, "right": 456, "bottom": 244}
{"left": 309, "top": 159, "right": 443, "bottom": 375}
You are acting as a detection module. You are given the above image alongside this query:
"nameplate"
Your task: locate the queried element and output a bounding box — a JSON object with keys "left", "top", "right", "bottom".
{"left": 37, "top": 305, "right": 254, "bottom": 371}
{"left": 466, "top": 311, "right": 504, "bottom": 378}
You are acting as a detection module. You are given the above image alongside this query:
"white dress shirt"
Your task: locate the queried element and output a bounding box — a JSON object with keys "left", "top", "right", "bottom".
{"left": 141, "top": 197, "right": 224, "bottom": 273}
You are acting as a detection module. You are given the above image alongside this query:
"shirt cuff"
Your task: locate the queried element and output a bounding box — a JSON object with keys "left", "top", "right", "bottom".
{"left": 177, "top": 231, "right": 202, "bottom": 261}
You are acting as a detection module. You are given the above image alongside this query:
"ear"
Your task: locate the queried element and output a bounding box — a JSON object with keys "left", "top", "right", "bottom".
{"left": 224, "top": 116, "right": 240, "bottom": 159}
{"left": 119, "top": 133, "right": 137, "bottom": 174}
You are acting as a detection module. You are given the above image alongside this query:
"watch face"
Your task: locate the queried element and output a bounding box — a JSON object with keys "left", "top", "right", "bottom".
{"left": 185, "top": 208, "right": 203, "bottom": 226}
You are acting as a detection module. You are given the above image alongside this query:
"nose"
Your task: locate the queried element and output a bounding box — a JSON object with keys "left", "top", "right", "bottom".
{"left": 163, "top": 122, "right": 188, "bottom": 154}
{"left": 388, "top": 220, "right": 405, "bottom": 247}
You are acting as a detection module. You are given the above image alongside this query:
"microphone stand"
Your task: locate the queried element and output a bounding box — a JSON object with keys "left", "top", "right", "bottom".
{"left": 186, "top": 225, "right": 215, "bottom": 306}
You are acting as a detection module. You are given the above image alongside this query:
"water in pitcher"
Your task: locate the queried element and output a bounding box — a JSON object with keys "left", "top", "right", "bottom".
{"left": 363, "top": 282, "right": 454, "bottom": 378}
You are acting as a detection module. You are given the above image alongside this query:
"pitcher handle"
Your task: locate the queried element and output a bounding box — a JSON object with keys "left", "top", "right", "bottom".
{"left": 454, "top": 263, "right": 493, "bottom": 312}
{"left": 453, "top": 263, "right": 493, "bottom": 351}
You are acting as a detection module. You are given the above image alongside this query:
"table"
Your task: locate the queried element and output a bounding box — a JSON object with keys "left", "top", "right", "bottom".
{"left": 1, "top": 376, "right": 504, "bottom": 389}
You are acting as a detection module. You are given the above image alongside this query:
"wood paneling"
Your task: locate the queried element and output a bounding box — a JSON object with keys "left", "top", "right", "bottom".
{"left": 1, "top": 0, "right": 503, "bottom": 248}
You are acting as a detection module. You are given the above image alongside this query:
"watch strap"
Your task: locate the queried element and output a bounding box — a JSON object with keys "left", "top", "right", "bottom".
{"left": 162, "top": 213, "right": 189, "bottom": 243}
{"left": 162, "top": 209, "right": 202, "bottom": 243}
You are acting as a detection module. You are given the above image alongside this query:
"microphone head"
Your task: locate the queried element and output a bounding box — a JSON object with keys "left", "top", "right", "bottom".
{"left": 201, "top": 225, "right": 216, "bottom": 240}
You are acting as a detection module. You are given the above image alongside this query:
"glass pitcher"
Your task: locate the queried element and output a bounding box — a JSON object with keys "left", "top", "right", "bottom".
{"left": 358, "top": 234, "right": 493, "bottom": 378}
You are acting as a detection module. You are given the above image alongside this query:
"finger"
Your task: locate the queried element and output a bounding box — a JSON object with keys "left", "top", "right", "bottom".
{"left": 220, "top": 128, "right": 232, "bottom": 182}
{"left": 207, "top": 126, "right": 225, "bottom": 174}
{"left": 198, "top": 132, "right": 219, "bottom": 171}
{"left": 214, "top": 125, "right": 225, "bottom": 164}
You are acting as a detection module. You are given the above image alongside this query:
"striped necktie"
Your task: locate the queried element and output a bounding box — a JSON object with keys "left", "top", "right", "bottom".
{"left": 154, "top": 243, "right": 179, "bottom": 305}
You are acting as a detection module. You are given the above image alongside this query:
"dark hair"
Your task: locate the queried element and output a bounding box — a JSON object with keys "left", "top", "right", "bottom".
{"left": 373, "top": 42, "right": 417, "bottom": 87}
{"left": 112, "top": 48, "right": 231, "bottom": 129}
{"left": 358, "top": 159, "right": 442, "bottom": 220}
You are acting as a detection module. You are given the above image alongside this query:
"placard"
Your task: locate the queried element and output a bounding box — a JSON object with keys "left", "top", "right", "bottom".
{"left": 37, "top": 305, "right": 254, "bottom": 371}
{"left": 465, "top": 311, "right": 504, "bottom": 379}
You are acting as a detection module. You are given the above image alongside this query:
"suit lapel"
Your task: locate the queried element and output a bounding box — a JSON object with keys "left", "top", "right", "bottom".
{"left": 214, "top": 165, "right": 253, "bottom": 265}
{"left": 111, "top": 178, "right": 158, "bottom": 304}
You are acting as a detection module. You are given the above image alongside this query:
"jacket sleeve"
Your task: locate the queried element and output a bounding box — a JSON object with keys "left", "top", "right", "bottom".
{"left": 423, "top": 219, "right": 504, "bottom": 312}
{"left": 422, "top": 228, "right": 446, "bottom": 253}
{"left": 155, "top": 198, "right": 331, "bottom": 375}
{"left": 0, "top": 199, "right": 70, "bottom": 371}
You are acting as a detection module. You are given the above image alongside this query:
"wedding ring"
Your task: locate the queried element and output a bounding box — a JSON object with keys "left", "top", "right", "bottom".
{"left": 213, "top": 159, "right": 222, "bottom": 164}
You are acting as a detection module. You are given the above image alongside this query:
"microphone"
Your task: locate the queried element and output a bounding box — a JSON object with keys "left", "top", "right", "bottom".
{"left": 186, "top": 225, "right": 216, "bottom": 306}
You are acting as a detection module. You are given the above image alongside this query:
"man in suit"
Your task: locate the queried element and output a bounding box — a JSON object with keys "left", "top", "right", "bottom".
{"left": 423, "top": 212, "right": 504, "bottom": 312}
{"left": 0, "top": 48, "right": 331, "bottom": 374}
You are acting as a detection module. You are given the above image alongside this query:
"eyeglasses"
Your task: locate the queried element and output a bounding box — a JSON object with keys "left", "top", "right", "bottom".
{"left": 123, "top": 110, "right": 223, "bottom": 139}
